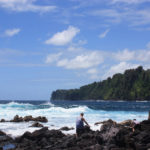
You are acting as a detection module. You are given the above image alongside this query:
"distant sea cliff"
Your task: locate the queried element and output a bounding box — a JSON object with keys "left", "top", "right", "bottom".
{"left": 51, "top": 66, "right": 150, "bottom": 101}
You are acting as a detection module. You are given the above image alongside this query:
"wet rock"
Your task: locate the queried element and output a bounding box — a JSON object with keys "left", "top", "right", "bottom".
{"left": 140, "top": 120, "right": 150, "bottom": 131}
{"left": 84, "top": 125, "right": 91, "bottom": 133}
{"left": 59, "top": 126, "right": 74, "bottom": 131}
{"left": 10, "top": 115, "right": 23, "bottom": 122}
{"left": 31, "top": 127, "right": 49, "bottom": 138}
{"left": 2, "top": 119, "right": 150, "bottom": 150}
{"left": 23, "top": 115, "right": 33, "bottom": 122}
{"left": 30, "top": 122, "right": 44, "bottom": 127}
{"left": 119, "top": 119, "right": 132, "bottom": 126}
{"left": 100, "top": 119, "right": 117, "bottom": 132}
{"left": 10, "top": 115, "right": 48, "bottom": 123}
{"left": 15, "top": 131, "right": 33, "bottom": 143}
{"left": 0, "top": 135, "right": 12, "bottom": 143}
{"left": 0, "top": 119, "right": 5, "bottom": 122}
{"left": 88, "top": 144, "right": 102, "bottom": 150}
{"left": 95, "top": 119, "right": 117, "bottom": 126}
{"left": 0, "top": 130, "right": 6, "bottom": 136}
{"left": 34, "top": 116, "right": 48, "bottom": 122}
{"left": 23, "top": 115, "right": 48, "bottom": 122}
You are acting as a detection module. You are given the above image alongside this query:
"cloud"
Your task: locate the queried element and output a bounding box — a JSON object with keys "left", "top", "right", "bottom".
{"left": 113, "top": 49, "right": 150, "bottom": 62}
{"left": 99, "top": 29, "right": 110, "bottom": 38}
{"left": 87, "top": 68, "right": 99, "bottom": 79}
{"left": 87, "top": 68, "right": 98, "bottom": 74}
{"left": 90, "top": 9, "right": 121, "bottom": 23}
{"left": 57, "top": 51, "right": 104, "bottom": 69}
{"left": 67, "top": 46, "right": 84, "bottom": 51}
{"left": 0, "top": 0, "right": 56, "bottom": 13}
{"left": 0, "top": 48, "right": 24, "bottom": 63}
{"left": 89, "top": 7, "right": 150, "bottom": 27}
{"left": 111, "top": 0, "right": 150, "bottom": 4}
{"left": 45, "top": 26, "right": 80, "bottom": 46}
{"left": 114, "top": 49, "right": 135, "bottom": 61}
{"left": 146, "top": 42, "right": 150, "bottom": 49}
{"left": 136, "top": 50, "right": 150, "bottom": 62}
{"left": 4, "top": 28, "right": 20, "bottom": 37}
{"left": 45, "top": 53, "right": 62, "bottom": 63}
{"left": 103, "top": 62, "right": 139, "bottom": 79}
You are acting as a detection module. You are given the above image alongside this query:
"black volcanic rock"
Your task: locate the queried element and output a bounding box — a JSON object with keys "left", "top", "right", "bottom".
{"left": 1, "top": 119, "right": 150, "bottom": 150}
{"left": 0, "top": 119, "right": 6, "bottom": 122}
{"left": 30, "top": 122, "right": 44, "bottom": 127}
{"left": 0, "top": 130, "right": 15, "bottom": 150}
{"left": 59, "top": 126, "right": 74, "bottom": 131}
{"left": 4, "top": 115, "right": 48, "bottom": 123}
{"left": 10, "top": 115, "right": 23, "bottom": 122}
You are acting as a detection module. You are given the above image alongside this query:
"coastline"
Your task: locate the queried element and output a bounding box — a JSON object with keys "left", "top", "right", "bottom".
{"left": 0, "top": 118, "right": 150, "bottom": 150}
{"left": 0, "top": 100, "right": 149, "bottom": 138}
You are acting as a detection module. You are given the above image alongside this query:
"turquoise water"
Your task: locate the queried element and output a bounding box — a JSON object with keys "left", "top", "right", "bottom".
{"left": 0, "top": 100, "right": 149, "bottom": 137}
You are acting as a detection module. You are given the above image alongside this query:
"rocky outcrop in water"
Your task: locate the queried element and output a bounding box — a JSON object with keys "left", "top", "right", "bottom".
{"left": 0, "top": 115, "right": 48, "bottom": 123}
{"left": 0, "top": 119, "right": 150, "bottom": 150}
{"left": 30, "top": 122, "right": 44, "bottom": 127}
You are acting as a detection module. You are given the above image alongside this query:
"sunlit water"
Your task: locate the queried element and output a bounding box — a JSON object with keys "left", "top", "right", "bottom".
{"left": 0, "top": 100, "right": 149, "bottom": 137}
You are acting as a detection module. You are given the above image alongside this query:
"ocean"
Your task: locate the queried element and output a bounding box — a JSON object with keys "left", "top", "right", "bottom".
{"left": 0, "top": 100, "right": 149, "bottom": 137}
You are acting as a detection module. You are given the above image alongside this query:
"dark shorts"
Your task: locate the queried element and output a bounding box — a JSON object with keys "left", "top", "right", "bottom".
{"left": 76, "top": 128, "right": 84, "bottom": 136}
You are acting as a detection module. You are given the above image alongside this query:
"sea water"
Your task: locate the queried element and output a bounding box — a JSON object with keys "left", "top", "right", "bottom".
{"left": 0, "top": 100, "right": 149, "bottom": 137}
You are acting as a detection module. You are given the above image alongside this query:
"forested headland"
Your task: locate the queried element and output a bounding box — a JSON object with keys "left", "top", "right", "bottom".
{"left": 51, "top": 66, "right": 150, "bottom": 101}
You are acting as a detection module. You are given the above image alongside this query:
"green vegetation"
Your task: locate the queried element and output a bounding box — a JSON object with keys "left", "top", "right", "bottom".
{"left": 51, "top": 66, "right": 150, "bottom": 101}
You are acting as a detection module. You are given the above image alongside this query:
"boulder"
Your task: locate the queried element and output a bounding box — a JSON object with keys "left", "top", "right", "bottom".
{"left": 30, "top": 122, "right": 44, "bottom": 128}
{"left": 59, "top": 126, "right": 74, "bottom": 131}
{"left": 34, "top": 116, "right": 48, "bottom": 123}
{"left": 0, "top": 119, "right": 5, "bottom": 122}
{"left": 9, "top": 115, "right": 48, "bottom": 123}
{"left": 10, "top": 115, "right": 23, "bottom": 122}
{"left": 7, "top": 119, "right": 150, "bottom": 150}
{"left": 23, "top": 115, "right": 33, "bottom": 122}
{"left": 0, "top": 130, "right": 6, "bottom": 136}
{"left": 118, "top": 120, "right": 132, "bottom": 126}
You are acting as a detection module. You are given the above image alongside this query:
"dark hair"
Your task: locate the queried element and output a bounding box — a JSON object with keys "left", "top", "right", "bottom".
{"left": 80, "top": 113, "right": 84, "bottom": 116}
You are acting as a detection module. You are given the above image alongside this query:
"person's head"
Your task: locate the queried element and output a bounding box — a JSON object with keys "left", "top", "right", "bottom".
{"left": 133, "top": 119, "right": 136, "bottom": 121}
{"left": 80, "top": 113, "right": 84, "bottom": 117}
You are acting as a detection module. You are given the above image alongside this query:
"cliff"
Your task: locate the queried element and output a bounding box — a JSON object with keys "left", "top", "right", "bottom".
{"left": 51, "top": 66, "right": 150, "bottom": 101}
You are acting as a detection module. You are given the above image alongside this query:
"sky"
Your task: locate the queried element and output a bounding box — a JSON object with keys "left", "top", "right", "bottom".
{"left": 0, "top": 0, "right": 150, "bottom": 100}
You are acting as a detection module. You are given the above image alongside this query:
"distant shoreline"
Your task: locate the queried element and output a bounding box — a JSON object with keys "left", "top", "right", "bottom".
{"left": 51, "top": 67, "right": 150, "bottom": 101}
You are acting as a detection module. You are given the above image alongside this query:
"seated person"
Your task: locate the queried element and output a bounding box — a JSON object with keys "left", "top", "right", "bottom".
{"left": 76, "top": 113, "right": 90, "bottom": 137}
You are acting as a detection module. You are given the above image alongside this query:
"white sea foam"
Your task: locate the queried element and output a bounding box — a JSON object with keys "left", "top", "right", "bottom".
{"left": 0, "top": 102, "right": 148, "bottom": 137}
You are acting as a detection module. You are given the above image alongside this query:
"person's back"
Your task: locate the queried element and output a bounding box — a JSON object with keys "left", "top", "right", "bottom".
{"left": 76, "top": 116, "right": 84, "bottom": 129}
{"left": 76, "top": 113, "right": 90, "bottom": 137}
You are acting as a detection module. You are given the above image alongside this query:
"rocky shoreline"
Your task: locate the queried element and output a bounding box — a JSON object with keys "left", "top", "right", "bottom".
{"left": 0, "top": 116, "right": 150, "bottom": 150}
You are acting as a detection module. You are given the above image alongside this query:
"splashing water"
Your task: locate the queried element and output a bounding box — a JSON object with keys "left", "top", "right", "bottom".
{"left": 0, "top": 100, "right": 149, "bottom": 137}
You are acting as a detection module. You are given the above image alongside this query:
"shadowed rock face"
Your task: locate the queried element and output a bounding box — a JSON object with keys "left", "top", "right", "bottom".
{"left": 1, "top": 119, "right": 150, "bottom": 150}
{"left": 0, "top": 130, "right": 14, "bottom": 150}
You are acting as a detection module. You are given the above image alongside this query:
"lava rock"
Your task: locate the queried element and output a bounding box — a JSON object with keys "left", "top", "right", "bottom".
{"left": 10, "top": 115, "right": 23, "bottom": 122}
{"left": 34, "top": 116, "right": 48, "bottom": 123}
{"left": 10, "top": 115, "right": 48, "bottom": 123}
{"left": 0, "top": 119, "right": 5, "bottom": 122}
{"left": 59, "top": 126, "right": 74, "bottom": 131}
{"left": 23, "top": 115, "right": 34, "bottom": 122}
{"left": 30, "top": 122, "right": 44, "bottom": 127}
